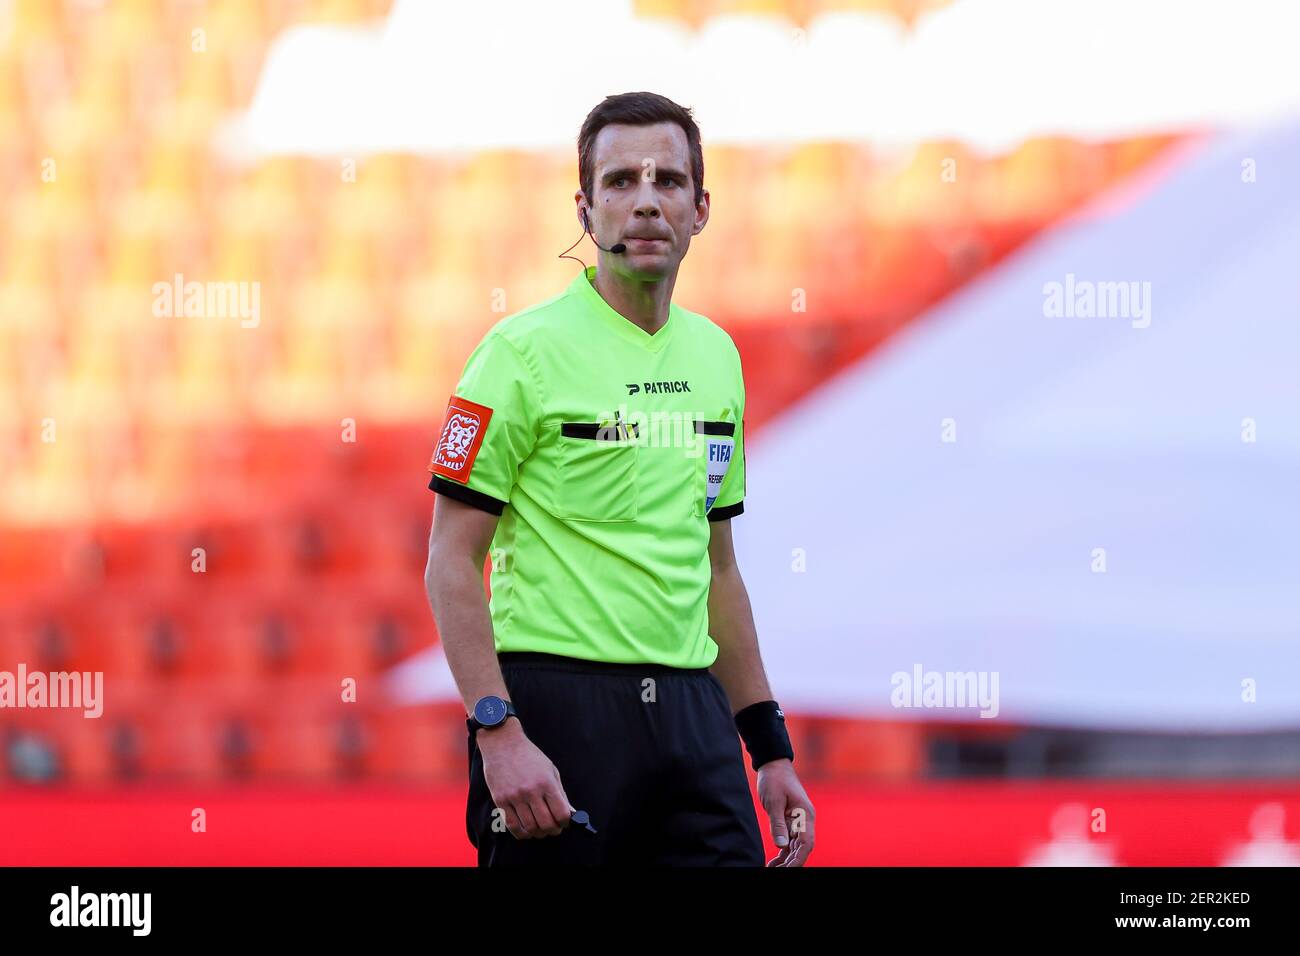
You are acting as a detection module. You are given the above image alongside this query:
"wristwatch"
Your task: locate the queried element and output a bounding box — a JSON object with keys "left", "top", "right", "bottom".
{"left": 467, "top": 695, "right": 518, "bottom": 737}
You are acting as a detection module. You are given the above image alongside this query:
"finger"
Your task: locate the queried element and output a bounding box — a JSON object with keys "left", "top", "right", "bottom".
{"left": 766, "top": 843, "right": 792, "bottom": 867}
{"left": 502, "top": 802, "right": 527, "bottom": 839}
{"left": 766, "top": 796, "right": 791, "bottom": 849}
{"left": 777, "top": 835, "right": 803, "bottom": 867}
{"left": 527, "top": 795, "right": 562, "bottom": 837}
{"left": 787, "top": 805, "right": 815, "bottom": 850}
{"left": 511, "top": 800, "right": 539, "bottom": 839}
{"left": 551, "top": 773, "right": 575, "bottom": 819}
{"left": 782, "top": 835, "right": 813, "bottom": 867}
{"left": 543, "top": 791, "right": 573, "bottom": 831}
{"left": 548, "top": 770, "right": 576, "bottom": 820}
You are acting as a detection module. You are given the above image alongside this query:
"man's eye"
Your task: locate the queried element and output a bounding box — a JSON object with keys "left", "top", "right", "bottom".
{"left": 613, "top": 177, "right": 629, "bottom": 187}
{"left": 660, "top": 178, "right": 678, "bottom": 188}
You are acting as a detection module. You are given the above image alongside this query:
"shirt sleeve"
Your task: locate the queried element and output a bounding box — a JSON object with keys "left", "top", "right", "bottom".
{"left": 708, "top": 382, "right": 746, "bottom": 522}
{"left": 427, "top": 331, "right": 541, "bottom": 515}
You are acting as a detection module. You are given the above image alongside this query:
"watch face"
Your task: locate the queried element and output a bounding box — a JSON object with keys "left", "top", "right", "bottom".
{"left": 474, "top": 696, "right": 508, "bottom": 727}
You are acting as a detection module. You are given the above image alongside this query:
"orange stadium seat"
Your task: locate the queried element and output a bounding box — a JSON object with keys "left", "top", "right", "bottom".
{"left": 815, "top": 717, "right": 928, "bottom": 779}
{"left": 366, "top": 703, "right": 452, "bottom": 779}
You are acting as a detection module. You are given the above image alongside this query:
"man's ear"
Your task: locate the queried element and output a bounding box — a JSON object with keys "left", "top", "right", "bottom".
{"left": 692, "top": 188, "right": 711, "bottom": 235}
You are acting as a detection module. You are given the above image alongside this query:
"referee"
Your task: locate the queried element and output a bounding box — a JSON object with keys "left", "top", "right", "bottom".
{"left": 424, "top": 91, "right": 815, "bottom": 866}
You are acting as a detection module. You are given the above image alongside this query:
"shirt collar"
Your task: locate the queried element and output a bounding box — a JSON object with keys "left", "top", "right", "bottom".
{"left": 568, "top": 265, "right": 677, "bottom": 353}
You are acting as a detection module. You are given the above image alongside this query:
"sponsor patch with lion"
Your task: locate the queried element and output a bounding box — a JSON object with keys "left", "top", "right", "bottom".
{"left": 428, "top": 395, "right": 493, "bottom": 482}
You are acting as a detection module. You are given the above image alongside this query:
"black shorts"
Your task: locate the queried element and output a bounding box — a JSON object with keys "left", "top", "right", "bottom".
{"left": 466, "top": 651, "right": 765, "bottom": 866}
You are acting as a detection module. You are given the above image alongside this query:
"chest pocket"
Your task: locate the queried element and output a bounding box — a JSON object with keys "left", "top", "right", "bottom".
{"left": 692, "top": 419, "right": 736, "bottom": 516}
{"left": 555, "top": 421, "right": 640, "bottom": 521}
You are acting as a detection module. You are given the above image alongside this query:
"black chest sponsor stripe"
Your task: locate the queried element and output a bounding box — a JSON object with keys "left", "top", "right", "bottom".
{"left": 694, "top": 420, "right": 736, "bottom": 437}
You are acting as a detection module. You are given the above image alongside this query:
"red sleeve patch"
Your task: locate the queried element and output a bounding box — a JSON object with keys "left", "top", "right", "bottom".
{"left": 428, "top": 395, "right": 494, "bottom": 483}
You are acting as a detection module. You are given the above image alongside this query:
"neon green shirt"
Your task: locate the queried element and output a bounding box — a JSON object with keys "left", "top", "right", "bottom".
{"left": 427, "top": 265, "right": 747, "bottom": 668}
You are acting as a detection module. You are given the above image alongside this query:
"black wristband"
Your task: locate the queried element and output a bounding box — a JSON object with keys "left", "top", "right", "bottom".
{"left": 733, "top": 700, "right": 794, "bottom": 771}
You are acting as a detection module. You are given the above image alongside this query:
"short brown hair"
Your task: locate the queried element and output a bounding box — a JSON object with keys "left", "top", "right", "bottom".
{"left": 578, "top": 91, "right": 705, "bottom": 208}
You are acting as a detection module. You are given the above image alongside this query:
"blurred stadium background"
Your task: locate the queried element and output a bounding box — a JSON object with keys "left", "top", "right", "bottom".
{"left": 1, "top": 0, "right": 1298, "bottom": 864}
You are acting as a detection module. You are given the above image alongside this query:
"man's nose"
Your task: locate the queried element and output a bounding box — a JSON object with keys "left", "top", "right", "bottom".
{"left": 633, "top": 179, "right": 661, "bottom": 218}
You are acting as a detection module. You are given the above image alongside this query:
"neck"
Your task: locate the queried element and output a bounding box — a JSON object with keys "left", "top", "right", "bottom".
{"left": 592, "top": 262, "right": 676, "bottom": 335}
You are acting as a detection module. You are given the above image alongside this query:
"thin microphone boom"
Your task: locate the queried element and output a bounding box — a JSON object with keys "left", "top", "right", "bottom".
{"left": 558, "top": 211, "right": 624, "bottom": 270}
{"left": 585, "top": 209, "right": 625, "bottom": 253}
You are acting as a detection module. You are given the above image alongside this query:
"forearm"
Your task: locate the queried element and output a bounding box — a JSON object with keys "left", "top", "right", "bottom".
{"left": 425, "top": 550, "right": 511, "bottom": 715}
{"left": 707, "top": 562, "right": 774, "bottom": 714}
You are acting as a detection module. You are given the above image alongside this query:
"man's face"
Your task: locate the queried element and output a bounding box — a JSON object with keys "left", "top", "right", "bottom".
{"left": 579, "top": 121, "right": 709, "bottom": 279}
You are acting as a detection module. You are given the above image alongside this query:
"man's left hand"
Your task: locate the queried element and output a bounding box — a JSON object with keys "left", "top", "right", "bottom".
{"left": 756, "top": 758, "right": 815, "bottom": 867}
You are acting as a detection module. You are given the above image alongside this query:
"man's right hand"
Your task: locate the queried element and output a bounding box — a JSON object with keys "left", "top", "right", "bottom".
{"left": 477, "top": 720, "right": 575, "bottom": 839}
